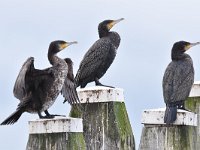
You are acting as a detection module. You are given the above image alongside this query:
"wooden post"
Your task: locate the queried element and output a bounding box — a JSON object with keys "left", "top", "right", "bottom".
{"left": 185, "top": 81, "right": 200, "bottom": 148}
{"left": 139, "top": 82, "right": 199, "bottom": 150}
{"left": 70, "top": 86, "right": 135, "bottom": 150}
{"left": 26, "top": 117, "right": 86, "bottom": 150}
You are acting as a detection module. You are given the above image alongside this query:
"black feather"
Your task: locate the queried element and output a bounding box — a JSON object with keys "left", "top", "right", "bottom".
{"left": 164, "top": 106, "right": 177, "bottom": 124}
{"left": 75, "top": 19, "right": 122, "bottom": 88}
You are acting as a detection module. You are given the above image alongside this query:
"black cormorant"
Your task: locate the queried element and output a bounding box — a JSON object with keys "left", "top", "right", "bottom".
{"left": 75, "top": 18, "right": 124, "bottom": 88}
{"left": 163, "top": 41, "right": 199, "bottom": 124}
{"left": 61, "top": 58, "right": 79, "bottom": 104}
{"left": 1, "top": 40, "right": 78, "bottom": 125}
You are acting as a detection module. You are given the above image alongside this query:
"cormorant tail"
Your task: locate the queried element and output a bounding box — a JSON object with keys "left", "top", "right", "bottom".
{"left": 164, "top": 106, "right": 177, "bottom": 124}
{"left": 1, "top": 109, "right": 23, "bottom": 125}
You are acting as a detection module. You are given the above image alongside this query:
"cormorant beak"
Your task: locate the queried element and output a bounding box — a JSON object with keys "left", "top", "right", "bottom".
{"left": 190, "top": 42, "right": 200, "bottom": 47}
{"left": 185, "top": 42, "right": 200, "bottom": 51}
{"left": 66, "top": 41, "right": 78, "bottom": 47}
{"left": 59, "top": 41, "right": 78, "bottom": 50}
{"left": 107, "top": 18, "right": 124, "bottom": 30}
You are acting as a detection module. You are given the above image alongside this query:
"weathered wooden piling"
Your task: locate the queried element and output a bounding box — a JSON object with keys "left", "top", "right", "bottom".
{"left": 70, "top": 86, "right": 135, "bottom": 150}
{"left": 26, "top": 117, "right": 85, "bottom": 150}
{"left": 185, "top": 81, "right": 200, "bottom": 149}
{"left": 139, "top": 81, "right": 200, "bottom": 150}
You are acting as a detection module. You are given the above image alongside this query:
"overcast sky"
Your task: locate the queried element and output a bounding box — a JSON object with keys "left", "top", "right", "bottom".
{"left": 1, "top": 0, "right": 200, "bottom": 149}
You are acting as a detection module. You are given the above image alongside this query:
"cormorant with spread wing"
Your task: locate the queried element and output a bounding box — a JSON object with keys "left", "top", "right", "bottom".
{"left": 1, "top": 40, "right": 78, "bottom": 125}
{"left": 163, "top": 41, "right": 199, "bottom": 124}
{"left": 75, "top": 18, "right": 124, "bottom": 88}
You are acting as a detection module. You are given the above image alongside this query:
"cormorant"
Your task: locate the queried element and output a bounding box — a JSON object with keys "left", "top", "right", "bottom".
{"left": 163, "top": 41, "right": 199, "bottom": 124}
{"left": 75, "top": 18, "right": 124, "bottom": 88}
{"left": 1, "top": 40, "right": 78, "bottom": 125}
{"left": 61, "top": 58, "right": 79, "bottom": 104}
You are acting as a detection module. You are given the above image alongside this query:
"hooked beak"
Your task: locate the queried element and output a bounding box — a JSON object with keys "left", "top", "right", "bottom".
{"left": 190, "top": 42, "right": 200, "bottom": 47}
{"left": 185, "top": 42, "right": 200, "bottom": 51}
{"left": 66, "top": 41, "right": 78, "bottom": 47}
{"left": 59, "top": 41, "right": 78, "bottom": 50}
{"left": 107, "top": 18, "right": 124, "bottom": 30}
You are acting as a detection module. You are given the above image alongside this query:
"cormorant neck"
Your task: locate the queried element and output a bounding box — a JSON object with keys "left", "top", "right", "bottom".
{"left": 171, "top": 49, "right": 188, "bottom": 61}
{"left": 65, "top": 58, "right": 74, "bottom": 81}
{"left": 98, "top": 28, "right": 109, "bottom": 38}
{"left": 108, "top": 32, "right": 121, "bottom": 49}
{"left": 48, "top": 50, "right": 58, "bottom": 65}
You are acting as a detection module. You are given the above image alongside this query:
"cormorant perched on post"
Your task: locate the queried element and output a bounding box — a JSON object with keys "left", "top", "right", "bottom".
{"left": 1, "top": 40, "right": 78, "bottom": 125}
{"left": 163, "top": 41, "right": 200, "bottom": 124}
{"left": 75, "top": 18, "right": 124, "bottom": 88}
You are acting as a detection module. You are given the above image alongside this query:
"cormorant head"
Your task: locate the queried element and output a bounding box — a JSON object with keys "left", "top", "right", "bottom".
{"left": 64, "top": 58, "right": 73, "bottom": 65}
{"left": 98, "top": 18, "right": 124, "bottom": 37}
{"left": 49, "top": 40, "right": 78, "bottom": 54}
{"left": 172, "top": 41, "right": 200, "bottom": 52}
{"left": 171, "top": 41, "right": 200, "bottom": 60}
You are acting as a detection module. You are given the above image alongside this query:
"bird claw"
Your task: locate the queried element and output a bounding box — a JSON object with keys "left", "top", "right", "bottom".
{"left": 40, "top": 114, "right": 66, "bottom": 119}
{"left": 104, "top": 85, "right": 115, "bottom": 88}
{"left": 40, "top": 115, "right": 55, "bottom": 119}
{"left": 94, "top": 77, "right": 115, "bottom": 88}
{"left": 48, "top": 114, "right": 66, "bottom": 117}
{"left": 96, "top": 84, "right": 115, "bottom": 88}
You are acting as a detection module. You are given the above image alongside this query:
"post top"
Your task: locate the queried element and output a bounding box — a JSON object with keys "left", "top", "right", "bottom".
{"left": 141, "top": 107, "right": 197, "bottom": 126}
{"left": 193, "top": 81, "right": 200, "bottom": 84}
{"left": 189, "top": 81, "right": 200, "bottom": 97}
{"left": 77, "top": 86, "right": 124, "bottom": 103}
{"left": 77, "top": 86, "right": 123, "bottom": 92}
{"left": 29, "top": 116, "right": 81, "bottom": 122}
{"left": 143, "top": 107, "right": 192, "bottom": 113}
{"left": 28, "top": 117, "right": 83, "bottom": 134}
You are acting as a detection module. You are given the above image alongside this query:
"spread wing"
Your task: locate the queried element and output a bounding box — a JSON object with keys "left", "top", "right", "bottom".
{"left": 75, "top": 38, "right": 111, "bottom": 85}
{"left": 162, "top": 59, "right": 194, "bottom": 104}
{"left": 13, "top": 57, "right": 54, "bottom": 101}
{"left": 13, "top": 57, "right": 34, "bottom": 100}
{"left": 61, "top": 58, "right": 80, "bottom": 105}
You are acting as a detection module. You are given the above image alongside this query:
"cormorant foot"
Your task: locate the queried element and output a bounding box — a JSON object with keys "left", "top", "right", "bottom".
{"left": 48, "top": 114, "right": 65, "bottom": 118}
{"left": 37, "top": 110, "right": 66, "bottom": 119}
{"left": 97, "top": 84, "right": 115, "bottom": 88}
{"left": 39, "top": 115, "right": 55, "bottom": 119}
{"left": 39, "top": 114, "right": 66, "bottom": 119}
{"left": 95, "top": 78, "right": 114, "bottom": 88}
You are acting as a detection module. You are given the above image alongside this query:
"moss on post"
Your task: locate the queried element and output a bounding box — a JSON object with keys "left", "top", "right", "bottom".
{"left": 70, "top": 102, "right": 135, "bottom": 150}
{"left": 185, "top": 97, "right": 200, "bottom": 149}
{"left": 26, "top": 133, "right": 86, "bottom": 150}
{"left": 26, "top": 118, "right": 85, "bottom": 150}
{"left": 66, "top": 133, "right": 86, "bottom": 150}
{"left": 139, "top": 125, "right": 197, "bottom": 150}
{"left": 70, "top": 87, "right": 135, "bottom": 150}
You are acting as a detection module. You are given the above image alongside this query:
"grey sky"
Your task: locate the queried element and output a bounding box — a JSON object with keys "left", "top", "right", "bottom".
{"left": 1, "top": 0, "right": 200, "bottom": 149}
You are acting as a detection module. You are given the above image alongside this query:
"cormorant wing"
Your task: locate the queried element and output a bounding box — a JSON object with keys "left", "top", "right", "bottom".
{"left": 13, "top": 57, "right": 54, "bottom": 100}
{"left": 162, "top": 59, "right": 194, "bottom": 104}
{"left": 13, "top": 57, "right": 35, "bottom": 100}
{"left": 61, "top": 58, "right": 80, "bottom": 105}
{"left": 76, "top": 38, "right": 111, "bottom": 82}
